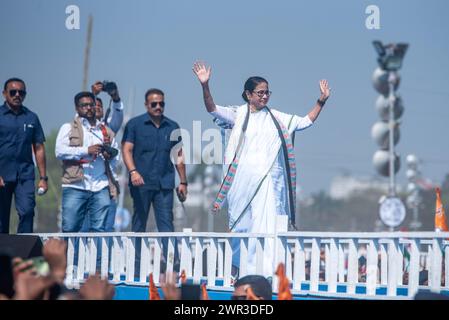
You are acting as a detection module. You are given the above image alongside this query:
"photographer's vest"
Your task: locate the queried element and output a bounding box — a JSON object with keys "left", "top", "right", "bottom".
{"left": 61, "top": 116, "right": 120, "bottom": 198}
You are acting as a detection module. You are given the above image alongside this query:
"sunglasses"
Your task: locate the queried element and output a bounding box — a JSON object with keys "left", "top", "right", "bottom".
{"left": 150, "top": 101, "right": 165, "bottom": 108}
{"left": 9, "top": 89, "right": 26, "bottom": 98}
{"left": 78, "top": 102, "right": 96, "bottom": 108}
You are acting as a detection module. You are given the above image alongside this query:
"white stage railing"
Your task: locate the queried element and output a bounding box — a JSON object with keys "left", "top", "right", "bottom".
{"left": 34, "top": 217, "right": 449, "bottom": 299}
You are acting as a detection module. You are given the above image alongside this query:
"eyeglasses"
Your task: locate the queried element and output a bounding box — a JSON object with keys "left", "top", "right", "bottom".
{"left": 252, "top": 90, "right": 272, "bottom": 98}
{"left": 9, "top": 90, "right": 26, "bottom": 98}
{"left": 150, "top": 101, "right": 165, "bottom": 108}
{"left": 78, "top": 102, "right": 95, "bottom": 109}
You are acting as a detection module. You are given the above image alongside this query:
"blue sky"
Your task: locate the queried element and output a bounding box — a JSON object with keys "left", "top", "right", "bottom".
{"left": 1, "top": 0, "right": 448, "bottom": 195}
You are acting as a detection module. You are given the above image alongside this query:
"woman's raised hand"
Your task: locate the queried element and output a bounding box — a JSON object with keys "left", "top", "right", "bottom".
{"left": 319, "top": 79, "right": 331, "bottom": 101}
{"left": 193, "top": 61, "right": 211, "bottom": 84}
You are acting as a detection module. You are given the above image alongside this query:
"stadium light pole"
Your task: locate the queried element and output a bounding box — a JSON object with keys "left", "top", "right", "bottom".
{"left": 372, "top": 41, "right": 408, "bottom": 231}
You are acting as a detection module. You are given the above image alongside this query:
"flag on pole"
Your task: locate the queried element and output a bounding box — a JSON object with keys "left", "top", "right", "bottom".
{"left": 201, "top": 283, "right": 209, "bottom": 300}
{"left": 149, "top": 273, "right": 161, "bottom": 300}
{"left": 435, "top": 187, "right": 448, "bottom": 232}
{"left": 276, "top": 263, "right": 293, "bottom": 300}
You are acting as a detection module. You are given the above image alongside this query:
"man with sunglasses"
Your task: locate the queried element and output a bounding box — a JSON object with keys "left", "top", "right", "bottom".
{"left": 0, "top": 78, "right": 47, "bottom": 234}
{"left": 55, "top": 91, "right": 119, "bottom": 233}
{"left": 122, "top": 88, "right": 187, "bottom": 271}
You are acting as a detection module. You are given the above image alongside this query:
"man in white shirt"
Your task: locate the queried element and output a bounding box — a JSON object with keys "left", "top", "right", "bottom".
{"left": 55, "top": 91, "right": 119, "bottom": 232}
{"left": 79, "top": 81, "right": 125, "bottom": 232}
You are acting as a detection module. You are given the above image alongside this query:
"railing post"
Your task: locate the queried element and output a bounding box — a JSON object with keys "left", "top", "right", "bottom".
{"left": 207, "top": 238, "right": 218, "bottom": 286}
{"left": 293, "top": 238, "right": 305, "bottom": 290}
{"left": 408, "top": 239, "right": 420, "bottom": 297}
{"left": 347, "top": 238, "right": 358, "bottom": 294}
{"left": 140, "top": 237, "right": 151, "bottom": 283}
{"left": 223, "top": 239, "right": 232, "bottom": 287}
{"left": 181, "top": 229, "right": 192, "bottom": 277}
{"left": 239, "top": 238, "right": 248, "bottom": 278}
{"left": 328, "top": 238, "right": 338, "bottom": 294}
{"left": 445, "top": 243, "right": 449, "bottom": 289}
{"left": 153, "top": 238, "right": 162, "bottom": 285}
{"left": 88, "top": 237, "right": 98, "bottom": 275}
{"left": 66, "top": 237, "right": 75, "bottom": 285}
{"left": 380, "top": 242, "right": 388, "bottom": 285}
{"left": 217, "top": 240, "right": 224, "bottom": 278}
{"left": 366, "top": 239, "right": 379, "bottom": 296}
{"left": 286, "top": 242, "right": 293, "bottom": 281}
{"left": 387, "top": 239, "right": 399, "bottom": 297}
{"left": 338, "top": 241, "right": 345, "bottom": 283}
{"left": 125, "top": 237, "right": 136, "bottom": 282}
{"left": 310, "top": 237, "right": 321, "bottom": 292}
{"left": 166, "top": 236, "right": 175, "bottom": 275}
{"left": 112, "top": 236, "right": 121, "bottom": 282}
{"left": 77, "top": 237, "right": 87, "bottom": 281}
{"left": 273, "top": 215, "right": 288, "bottom": 291}
{"left": 396, "top": 241, "right": 404, "bottom": 286}
{"left": 430, "top": 238, "right": 442, "bottom": 292}
{"left": 256, "top": 237, "right": 265, "bottom": 275}
{"left": 193, "top": 238, "right": 204, "bottom": 283}
{"left": 101, "top": 237, "right": 109, "bottom": 279}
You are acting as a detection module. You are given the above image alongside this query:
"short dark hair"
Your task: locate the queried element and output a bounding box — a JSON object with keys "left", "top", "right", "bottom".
{"left": 145, "top": 88, "right": 164, "bottom": 101}
{"left": 95, "top": 97, "right": 103, "bottom": 107}
{"left": 242, "top": 76, "right": 268, "bottom": 102}
{"left": 74, "top": 91, "right": 95, "bottom": 107}
{"left": 4, "top": 78, "right": 26, "bottom": 91}
{"left": 234, "top": 275, "right": 272, "bottom": 300}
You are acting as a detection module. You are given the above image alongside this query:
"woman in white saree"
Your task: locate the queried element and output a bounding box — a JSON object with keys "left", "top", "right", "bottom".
{"left": 193, "top": 62, "right": 331, "bottom": 277}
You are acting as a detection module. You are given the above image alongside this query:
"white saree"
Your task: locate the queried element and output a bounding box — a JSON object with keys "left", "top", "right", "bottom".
{"left": 211, "top": 104, "right": 313, "bottom": 276}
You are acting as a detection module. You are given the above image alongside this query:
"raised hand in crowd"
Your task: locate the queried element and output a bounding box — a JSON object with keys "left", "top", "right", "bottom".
{"left": 13, "top": 270, "right": 54, "bottom": 300}
{"left": 0, "top": 176, "right": 4, "bottom": 188}
{"left": 43, "top": 238, "right": 67, "bottom": 284}
{"left": 79, "top": 274, "right": 115, "bottom": 300}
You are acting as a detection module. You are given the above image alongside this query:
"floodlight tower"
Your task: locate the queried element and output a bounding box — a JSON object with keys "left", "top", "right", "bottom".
{"left": 371, "top": 41, "right": 409, "bottom": 230}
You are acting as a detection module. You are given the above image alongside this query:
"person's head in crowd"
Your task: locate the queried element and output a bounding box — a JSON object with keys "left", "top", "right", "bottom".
{"left": 3, "top": 78, "right": 26, "bottom": 110}
{"left": 95, "top": 97, "right": 104, "bottom": 120}
{"left": 74, "top": 91, "right": 96, "bottom": 123}
{"left": 232, "top": 275, "right": 272, "bottom": 300}
{"left": 145, "top": 88, "right": 165, "bottom": 119}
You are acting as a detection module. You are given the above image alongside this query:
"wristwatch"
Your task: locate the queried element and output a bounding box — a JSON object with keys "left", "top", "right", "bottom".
{"left": 40, "top": 176, "right": 48, "bottom": 181}
{"left": 180, "top": 182, "right": 188, "bottom": 186}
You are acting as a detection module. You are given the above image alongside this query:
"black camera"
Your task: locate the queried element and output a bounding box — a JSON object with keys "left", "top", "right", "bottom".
{"left": 102, "top": 81, "right": 117, "bottom": 95}
{"left": 100, "top": 144, "right": 119, "bottom": 158}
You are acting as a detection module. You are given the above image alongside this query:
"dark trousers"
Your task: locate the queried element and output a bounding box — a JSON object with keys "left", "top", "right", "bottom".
{"left": 130, "top": 187, "right": 179, "bottom": 272}
{"left": 0, "top": 179, "right": 35, "bottom": 234}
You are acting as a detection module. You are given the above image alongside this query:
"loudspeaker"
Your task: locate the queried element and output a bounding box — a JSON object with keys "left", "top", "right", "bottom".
{"left": 0, "top": 234, "right": 43, "bottom": 258}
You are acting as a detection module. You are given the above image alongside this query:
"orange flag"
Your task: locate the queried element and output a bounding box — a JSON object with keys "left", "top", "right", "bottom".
{"left": 276, "top": 263, "right": 292, "bottom": 300}
{"left": 180, "top": 270, "right": 187, "bottom": 284}
{"left": 435, "top": 188, "right": 449, "bottom": 232}
{"left": 245, "top": 286, "right": 260, "bottom": 300}
{"left": 149, "top": 273, "right": 161, "bottom": 300}
{"left": 201, "top": 283, "right": 209, "bottom": 300}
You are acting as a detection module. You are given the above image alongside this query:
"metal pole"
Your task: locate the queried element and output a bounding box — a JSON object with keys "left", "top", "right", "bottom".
{"left": 388, "top": 71, "right": 396, "bottom": 197}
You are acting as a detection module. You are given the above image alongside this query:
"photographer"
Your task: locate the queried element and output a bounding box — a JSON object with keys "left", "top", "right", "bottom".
{"left": 55, "top": 91, "right": 120, "bottom": 233}
{"left": 79, "top": 81, "right": 124, "bottom": 232}
{"left": 91, "top": 81, "right": 124, "bottom": 134}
